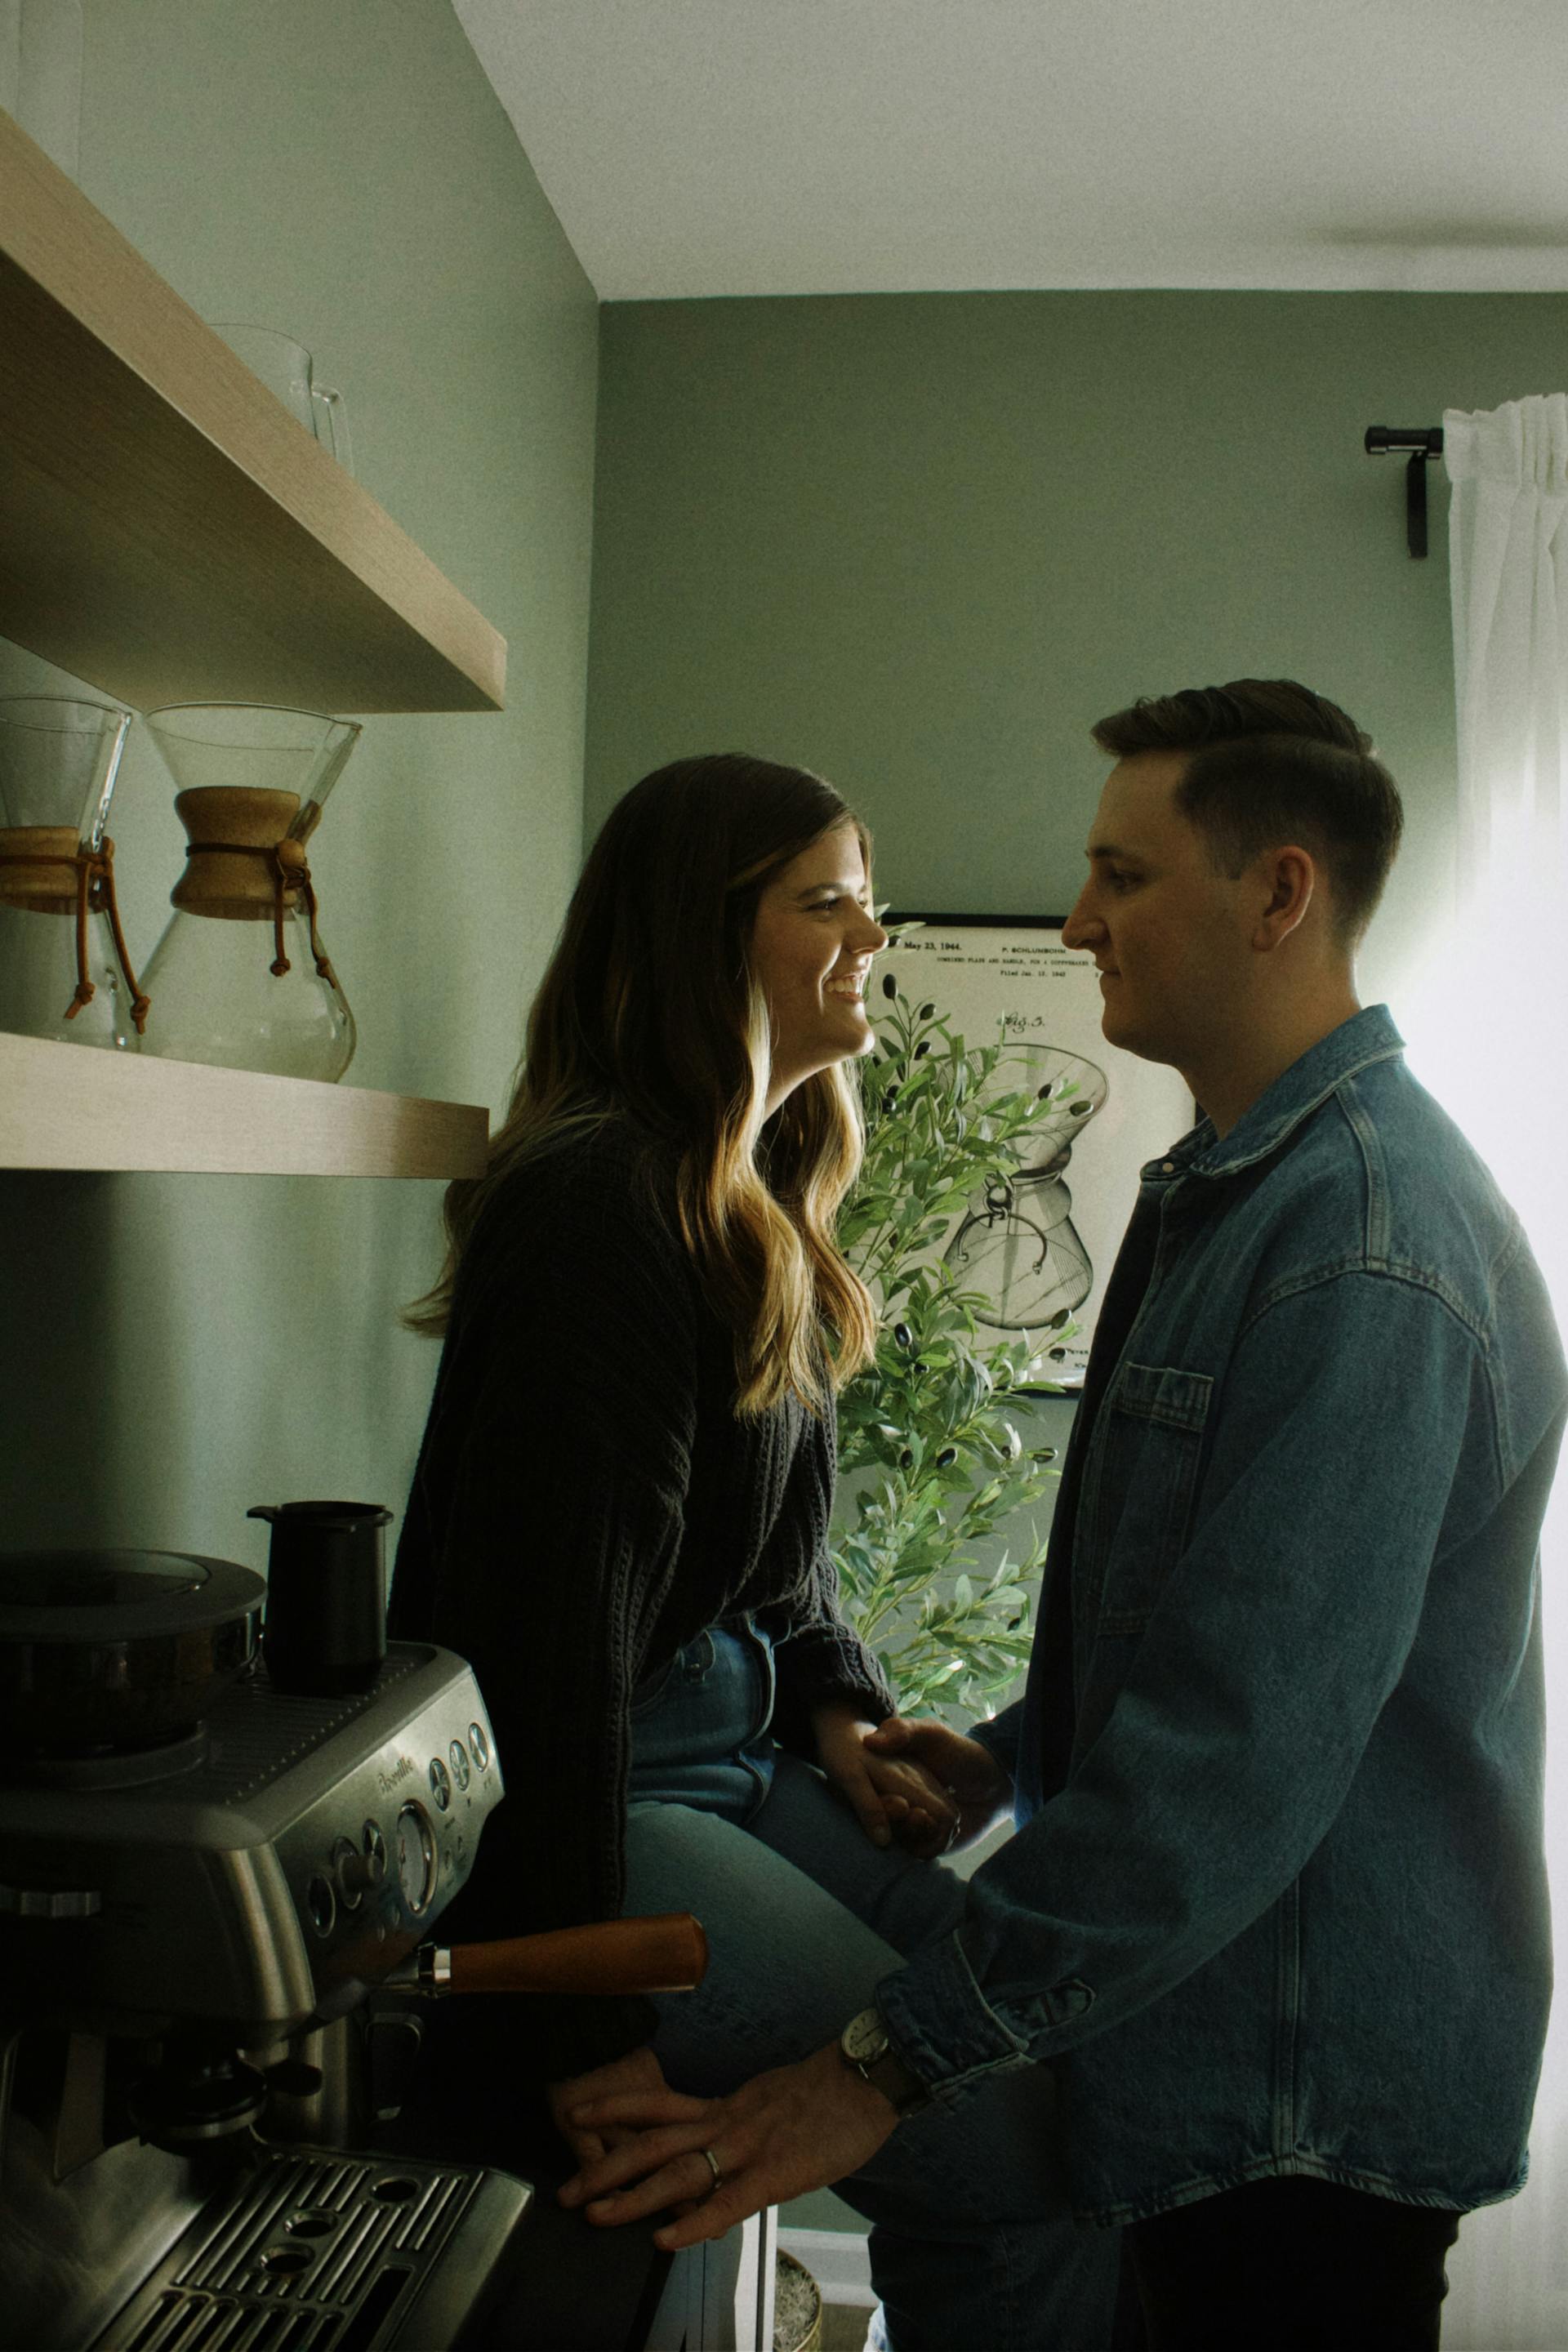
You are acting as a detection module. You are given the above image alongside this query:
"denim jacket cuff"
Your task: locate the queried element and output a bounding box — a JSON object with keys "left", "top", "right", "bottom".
{"left": 875, "top": 1927, "right": 1030, "bottom": 2093}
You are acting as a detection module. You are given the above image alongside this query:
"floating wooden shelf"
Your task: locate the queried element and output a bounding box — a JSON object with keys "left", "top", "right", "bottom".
{"left": 0, "top": 109, "right": 506, "bottom": 714}
{"left": 0, "top": 1031, "right": 489, "bottom": 1177}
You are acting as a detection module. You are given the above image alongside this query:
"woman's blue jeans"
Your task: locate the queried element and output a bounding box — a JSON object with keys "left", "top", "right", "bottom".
{"left": 625, "top": 1623, "right": 1122, "bottom": 2352}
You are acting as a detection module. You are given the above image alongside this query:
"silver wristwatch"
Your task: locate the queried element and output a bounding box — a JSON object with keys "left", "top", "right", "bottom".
{"left": 839, "top": 2006, "right": 932, "bottom": 2115}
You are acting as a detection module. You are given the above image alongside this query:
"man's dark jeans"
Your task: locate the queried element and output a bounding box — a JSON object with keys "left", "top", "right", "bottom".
{"left": 1121, "top": 2176, "right": 1463, "bottom": 2350}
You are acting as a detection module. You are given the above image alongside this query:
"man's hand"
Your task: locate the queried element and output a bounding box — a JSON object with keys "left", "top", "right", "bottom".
{"left": 558, "top": 2038, "right": 900, "bottom": 2250}
{"left": 547, "top": 2044, "right": 670, "bottom": 2168}
{"left": 863, "top": 1715, "right": 1013, "bottom": 1849}
{"left": 812, "top": 1701, "right": 959, "bottom": 1855}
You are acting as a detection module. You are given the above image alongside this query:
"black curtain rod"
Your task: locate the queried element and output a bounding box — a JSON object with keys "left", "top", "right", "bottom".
{"left": 1365, "top": 425, "right": 1445, "bottom": 558}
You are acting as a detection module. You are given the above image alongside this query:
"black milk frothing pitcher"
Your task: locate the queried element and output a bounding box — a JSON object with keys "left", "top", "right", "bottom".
{"left": 248, "top": 1499, "right": 391, "bottom": 1696}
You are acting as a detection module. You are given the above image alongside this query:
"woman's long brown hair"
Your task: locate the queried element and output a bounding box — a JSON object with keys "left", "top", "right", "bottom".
{"left": 406, "top": 753, "right": 879, "bottom": 1414}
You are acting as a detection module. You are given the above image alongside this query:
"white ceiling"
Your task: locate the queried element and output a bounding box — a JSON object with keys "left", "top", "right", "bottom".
{"left": 452, "top": 0, "right": 1568, "bottom": 301}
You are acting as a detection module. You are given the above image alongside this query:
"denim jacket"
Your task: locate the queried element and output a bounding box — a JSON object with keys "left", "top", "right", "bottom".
{"left": 878, "top": 1007, "right": 1566, "bottom": 2224}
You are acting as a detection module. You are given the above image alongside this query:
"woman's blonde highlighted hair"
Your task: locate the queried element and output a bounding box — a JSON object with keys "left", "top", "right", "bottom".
{"left": 407, "top": 753, "right": 879, "bottom": 1415}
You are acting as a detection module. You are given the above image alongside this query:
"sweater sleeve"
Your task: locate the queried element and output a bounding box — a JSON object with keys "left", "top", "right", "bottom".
{"left": 768, "top": 1392, "right": 898, "bottom": 1750}
{"left": 390, "top": 1134, "right": 699, "bottom": 2075}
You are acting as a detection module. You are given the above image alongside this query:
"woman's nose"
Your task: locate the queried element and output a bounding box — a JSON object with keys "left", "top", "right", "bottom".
{"left": 856, "top": 906, "right": 889, "bottom": 952}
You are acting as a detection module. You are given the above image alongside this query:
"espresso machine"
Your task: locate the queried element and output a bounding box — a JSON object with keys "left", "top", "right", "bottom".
{"left": 0, "top": 1544, "right": 706, "bottom": 2352}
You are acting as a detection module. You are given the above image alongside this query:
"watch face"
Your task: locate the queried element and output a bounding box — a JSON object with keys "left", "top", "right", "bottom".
{"left": 841, "top": 2007, "right": 890, "bottom": 2065}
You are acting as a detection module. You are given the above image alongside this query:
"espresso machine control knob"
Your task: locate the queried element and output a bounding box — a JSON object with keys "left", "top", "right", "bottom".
{"left": 332, "top": 1835, "right": 385, "bottom": 1908}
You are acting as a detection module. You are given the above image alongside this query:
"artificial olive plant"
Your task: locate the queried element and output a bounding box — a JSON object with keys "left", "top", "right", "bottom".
{"left": 831, "top": 971, "right": 1077, "bottom": 1716}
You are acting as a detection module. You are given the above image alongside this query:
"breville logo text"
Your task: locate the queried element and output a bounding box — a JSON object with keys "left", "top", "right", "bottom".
{"left": 377, "top": 1755, "right": 416, "bottom": 1796}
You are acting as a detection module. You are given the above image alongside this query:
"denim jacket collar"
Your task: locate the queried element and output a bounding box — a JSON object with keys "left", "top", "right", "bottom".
{"left": 1151, "top": 1004, "right": 1405, "bottom": 1185}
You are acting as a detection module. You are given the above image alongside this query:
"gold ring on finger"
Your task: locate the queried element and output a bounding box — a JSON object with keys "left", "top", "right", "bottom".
{"left": 700, "top": 2146, "right": 723, "bottom": 2191}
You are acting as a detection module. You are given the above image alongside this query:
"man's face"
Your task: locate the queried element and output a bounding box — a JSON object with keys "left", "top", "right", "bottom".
{"left": 1061, "top": 751, "right": 1258, "bottom": 1070}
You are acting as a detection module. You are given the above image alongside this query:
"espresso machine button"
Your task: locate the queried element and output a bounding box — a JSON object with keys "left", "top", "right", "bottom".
{"left": 468, "top": 1719, "right": 491, "bottom": 1768}
{"left": 306, "top": 1872, "right": 336, "bottom": 1937}
{"left": 0, "top": 1880, "right": 100, "bottom": 1918}
{"left": 428, "top": 1755, "right": 452, "bottom": 1811}
{"left": 448, "top": 1738, "right": 470, "bottom": 1791}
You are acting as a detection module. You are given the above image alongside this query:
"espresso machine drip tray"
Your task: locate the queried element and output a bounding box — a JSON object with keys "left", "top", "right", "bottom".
{"left": 96, "top": 2144, "right": 530, "bottom": 2351}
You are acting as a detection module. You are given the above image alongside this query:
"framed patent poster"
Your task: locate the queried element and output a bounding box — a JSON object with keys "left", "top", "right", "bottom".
{"left": 876, "top": 915, "right": 1194, "bottom": 1388}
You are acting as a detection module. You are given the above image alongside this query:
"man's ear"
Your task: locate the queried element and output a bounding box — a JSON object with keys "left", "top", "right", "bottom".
{"left": 1252, "top": 845, "right": 1315, "bottom": 951}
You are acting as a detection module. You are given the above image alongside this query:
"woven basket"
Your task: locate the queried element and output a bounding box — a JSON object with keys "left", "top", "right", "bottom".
{"left": 774, "top": 2247, "right": 824, "bottom": 2352}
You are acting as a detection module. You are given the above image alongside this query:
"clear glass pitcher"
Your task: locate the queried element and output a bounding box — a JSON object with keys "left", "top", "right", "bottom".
{"left": 0, "top": 696, "right": 145, "bottom": 1050}
{"left": 138, "top": 703, "right": 362, "bottom": 1082}
{"left": 208, "top": 324, "right": 354, "bottom": 476}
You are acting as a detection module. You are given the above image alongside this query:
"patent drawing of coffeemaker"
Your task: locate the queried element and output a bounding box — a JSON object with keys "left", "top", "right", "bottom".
{"left": 942, "top": 1045, "right": 1108, "bottom": 1339}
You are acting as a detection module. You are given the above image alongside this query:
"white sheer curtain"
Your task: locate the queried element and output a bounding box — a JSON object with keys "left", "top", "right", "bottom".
{"left": 1405, "top": 394, "right": 1568, "bottom": 2350}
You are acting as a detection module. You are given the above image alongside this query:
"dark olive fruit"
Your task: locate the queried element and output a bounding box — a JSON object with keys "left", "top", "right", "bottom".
{"left": 882, "top": 973, "right": 898, "bottom": 999}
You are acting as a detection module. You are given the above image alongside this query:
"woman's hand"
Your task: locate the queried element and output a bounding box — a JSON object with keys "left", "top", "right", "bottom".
{"left": 811, "top": 1701, "right": 959, "bottom": 1855}
{"left": 559, "top": 2038, "right": 899, "bottom": 2251}
{"left": 547, "top": 2044, "right": 670, "bottom": 2169}
{"left": 863, "top": 1715, "right": 1014, "bottom": 1850}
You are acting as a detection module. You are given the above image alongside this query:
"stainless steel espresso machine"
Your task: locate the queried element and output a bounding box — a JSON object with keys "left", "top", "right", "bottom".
{"left": 0, "top": 1545, "right": 704, "bottom": 2352}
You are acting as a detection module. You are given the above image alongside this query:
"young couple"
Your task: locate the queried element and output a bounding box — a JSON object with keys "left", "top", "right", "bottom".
{"left": 390, "top": 682, "right": 1565, "bottom": 2352}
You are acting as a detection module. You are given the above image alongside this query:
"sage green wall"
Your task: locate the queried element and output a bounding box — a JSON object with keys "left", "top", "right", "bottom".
{"left": 587, "top": 288, "right": 1568, "bottom": 1020}
{"left": 0, "top": 0, "right": 598, "bottom": 1566}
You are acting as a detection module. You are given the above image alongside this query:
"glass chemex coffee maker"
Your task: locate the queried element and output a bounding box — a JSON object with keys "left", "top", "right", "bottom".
{"left": 138, "top": 703, "right": 362, "bottom": 1081}
{"left": 0, "top": 696, "right": 147, "bottom": 1051}
{"left": 0, "top": 1530, "right": 706, "bottom": 2351}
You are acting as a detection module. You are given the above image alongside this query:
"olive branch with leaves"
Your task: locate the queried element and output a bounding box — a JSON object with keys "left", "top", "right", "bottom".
{"left": 831, "top": 969, "right": 1078, "bottom": 1716}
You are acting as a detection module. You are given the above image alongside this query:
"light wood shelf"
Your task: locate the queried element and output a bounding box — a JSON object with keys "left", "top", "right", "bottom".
{"left": 0, "top": 109, "right": 506, "bottom": 714}
{"left": 0, "top": 1031, "right": 489, "bottom": 1177}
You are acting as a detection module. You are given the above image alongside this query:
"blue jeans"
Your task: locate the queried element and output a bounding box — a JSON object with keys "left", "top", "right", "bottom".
{"left": 626, "top": 1623, "right": 1123, "bottom": 2352}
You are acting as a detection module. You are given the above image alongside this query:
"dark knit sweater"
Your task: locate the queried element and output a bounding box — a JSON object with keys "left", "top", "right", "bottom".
{"left": 388, "top": 1117, "right": 895, "bottom": 2074}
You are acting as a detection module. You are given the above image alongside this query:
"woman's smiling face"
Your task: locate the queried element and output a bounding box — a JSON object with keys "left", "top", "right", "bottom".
{"left": 749, "top": 820, "right": 888, "bottom": 1111}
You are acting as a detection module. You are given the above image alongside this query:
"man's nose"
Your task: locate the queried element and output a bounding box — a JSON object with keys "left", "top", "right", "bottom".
{"left": 1061, "top": 891, "right": 1100, "bottom": 950}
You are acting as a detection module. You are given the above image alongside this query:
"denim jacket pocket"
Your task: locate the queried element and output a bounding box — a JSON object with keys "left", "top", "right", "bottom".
{"left": 1084, "top": 1361, "right": 1213, "bottom": 1633}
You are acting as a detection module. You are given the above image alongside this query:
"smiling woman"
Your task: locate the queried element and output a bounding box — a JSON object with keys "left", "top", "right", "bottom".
{"left": 748, "top": 820, "right": 888, "bottom": 1113}
{"left": 386, "top": 750, "right": 1121, "bottom": 2351}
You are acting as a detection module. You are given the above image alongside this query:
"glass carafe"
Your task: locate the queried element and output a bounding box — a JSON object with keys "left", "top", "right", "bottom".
{"left": 0, "top": 696, "right": 145, "bottom": 1050}
{"left": 138, "top": 704, "right": 362, "bottom": 1081}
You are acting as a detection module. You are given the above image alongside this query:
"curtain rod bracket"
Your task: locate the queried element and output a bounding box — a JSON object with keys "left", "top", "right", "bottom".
{"left": 1365, "top": 426, "right": 1445, "bottom": 559}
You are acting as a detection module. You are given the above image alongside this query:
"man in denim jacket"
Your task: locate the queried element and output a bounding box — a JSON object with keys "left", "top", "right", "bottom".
{"left": 564, "top": 680, "right": 1566, "bottom": 2348}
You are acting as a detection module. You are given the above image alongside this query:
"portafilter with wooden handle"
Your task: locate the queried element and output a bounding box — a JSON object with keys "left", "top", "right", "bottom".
{"left": 384, "top": 1911, "right": 708, "bottom": 1998}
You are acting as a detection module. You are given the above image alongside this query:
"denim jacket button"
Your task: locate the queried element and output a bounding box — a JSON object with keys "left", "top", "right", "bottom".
{"left": 1044, "top": 1977, "right": 1095, "bottom": 2025}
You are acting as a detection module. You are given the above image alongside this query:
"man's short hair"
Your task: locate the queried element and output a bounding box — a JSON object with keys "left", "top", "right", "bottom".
{"left": 1090, "top": 679, "right": 1404, "bottom": 945}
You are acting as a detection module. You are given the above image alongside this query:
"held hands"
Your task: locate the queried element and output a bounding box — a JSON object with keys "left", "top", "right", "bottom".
{"left": 559, "top": 2038, "right": 899, "bottom": 2252}
{"left": 863, "top": 1715, "right": 1014, "bottom": 1851}
{"left": 810, "top": 1701, "right": 960, "bottom": 1858}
